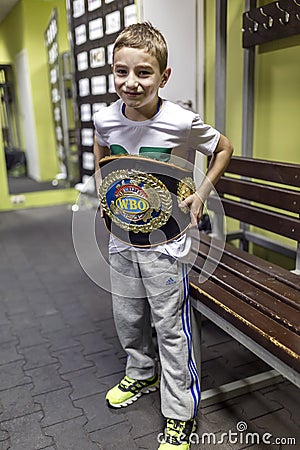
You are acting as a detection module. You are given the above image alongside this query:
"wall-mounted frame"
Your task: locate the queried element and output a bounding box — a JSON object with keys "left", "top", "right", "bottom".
{"left": 45, "top": 9, "right": 80, "bottom": 186}
{"left": 67, "top": 0, "right": 137, "bottom": 184}
{"left": 45, "top": 9, "right": 67, "bottom": 179}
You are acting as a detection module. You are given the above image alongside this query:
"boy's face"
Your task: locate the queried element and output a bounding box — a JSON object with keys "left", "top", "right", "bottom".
{"left": 112, "top": 47, "right": 170, "bottom": 118}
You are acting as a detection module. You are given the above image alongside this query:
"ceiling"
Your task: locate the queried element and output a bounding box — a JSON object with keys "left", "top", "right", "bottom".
{"left": 0, "top": 0, "right": 20, "bottom": 24}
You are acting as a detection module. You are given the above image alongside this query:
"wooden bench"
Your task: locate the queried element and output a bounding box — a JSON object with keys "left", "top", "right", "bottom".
{"left": 189, "top": 156, "right": 300, "bottom": 406}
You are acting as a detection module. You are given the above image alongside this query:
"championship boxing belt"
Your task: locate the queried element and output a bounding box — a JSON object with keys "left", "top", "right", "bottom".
{"left": 98, "top": 155, "right": 196, "bottom": 247}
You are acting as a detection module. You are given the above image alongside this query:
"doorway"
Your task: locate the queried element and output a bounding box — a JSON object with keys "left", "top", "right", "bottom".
{"left": 139, "top": 0, "right": 205, "bottom": 180}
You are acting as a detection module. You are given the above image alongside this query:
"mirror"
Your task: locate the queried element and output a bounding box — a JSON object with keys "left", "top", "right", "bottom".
{"left": 0, "top": 8, "right": 79, "bottom": 197}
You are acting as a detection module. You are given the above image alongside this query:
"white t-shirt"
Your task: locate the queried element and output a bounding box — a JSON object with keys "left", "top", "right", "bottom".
{"left": 94, "top": 98, "right": 220, "bottom": 257}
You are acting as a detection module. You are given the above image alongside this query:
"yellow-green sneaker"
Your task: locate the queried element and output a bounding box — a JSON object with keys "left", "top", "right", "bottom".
{"left": 106, "top": 374, "right": 159, "bottom": 408}
{"left": 158, "top": 418, "right": 197, "bottom": 449}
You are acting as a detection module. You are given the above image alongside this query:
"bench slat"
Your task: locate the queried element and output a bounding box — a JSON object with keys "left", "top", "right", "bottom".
{"left": 191, "top": 246, "right": 300, "bottom": 310}
{"left": 216, "top": 178, "right": 300, "bottom": 214}
{"left": 190, "top": 229, "right": 300, "bottom": 290}
{"left": 190, "top": 232, "right": 300, "bottom": 308}
{"left": 191, "top": 252, "right": 299, "bottom": 333}
{"left": 189, "top": 272, "right": 300, "bottom": 373}
{"left": 209, "top": 197, "right": 300, "bottom": 241}
{"left": 226, "top": 157, "right": 300, "bottom": 187}
{"left": 213, "top": 240, "right": 300, "bottom": 289}
{"left": 189, "top": 228, "right": 300, "bottom": 291}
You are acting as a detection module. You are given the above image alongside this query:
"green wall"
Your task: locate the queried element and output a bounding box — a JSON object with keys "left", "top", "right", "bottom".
{"left": 204, "top": 0, "right": 299, "bottom": 265}
{"left": 204, "top": 0, "right": 300, "bottom": 164}
{"left": 254, "top": 40, "right": 300, "bottom": 162}
{"left": 0, "top": 1, "right": 24, "bottom": 58}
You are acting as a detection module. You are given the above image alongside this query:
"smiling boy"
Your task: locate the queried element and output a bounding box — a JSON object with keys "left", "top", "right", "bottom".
{"left": 93, "top": 22, "right": 233, "bottom": 449}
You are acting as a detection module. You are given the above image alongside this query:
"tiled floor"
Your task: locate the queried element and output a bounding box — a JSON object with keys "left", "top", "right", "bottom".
{"left": 0, "top": 205, "right": 299, "bottom": 449}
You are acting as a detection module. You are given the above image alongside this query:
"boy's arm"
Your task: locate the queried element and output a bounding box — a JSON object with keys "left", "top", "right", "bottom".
{"left": 180, "top": 133, "right": 233, "bottom": 226}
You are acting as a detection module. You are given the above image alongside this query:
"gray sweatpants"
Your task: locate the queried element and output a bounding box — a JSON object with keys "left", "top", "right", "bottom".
{"left": 109, "top": 249, "right": 200, "bottom": 420}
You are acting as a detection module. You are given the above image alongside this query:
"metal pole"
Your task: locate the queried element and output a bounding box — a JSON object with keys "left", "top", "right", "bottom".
{"left": 242, "top": 0, "right": 256, "bottom": 157}
{"left": 213, "top": 0, "right": 227, "bottom": 240}
{"left": 240, "top": 1, "right": 256, "bottom": 249}
{"left": 215, "top": 0, "right": 227, "bottom": 134}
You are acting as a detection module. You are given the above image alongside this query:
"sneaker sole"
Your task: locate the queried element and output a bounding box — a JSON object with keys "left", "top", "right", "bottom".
{"left": 159, "top": 419, "right": 197, "bottom": 449}
{"left": 106, "top": 382, "right": 159, "bottom": 409}
{"left": 192, "top": 419, "right": 197, "bottom": 433}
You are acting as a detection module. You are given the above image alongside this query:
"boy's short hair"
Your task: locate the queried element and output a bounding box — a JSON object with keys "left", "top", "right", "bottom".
{"left": 113, "top": 22, "right": 168, "bottom": 74}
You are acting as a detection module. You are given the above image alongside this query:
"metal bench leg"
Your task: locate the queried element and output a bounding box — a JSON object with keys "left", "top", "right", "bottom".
{"left": 191, "top": 308, "right": 283, "bottom": 407}
{"left": 201, "top": 369, "right": 282, "bottom": 407}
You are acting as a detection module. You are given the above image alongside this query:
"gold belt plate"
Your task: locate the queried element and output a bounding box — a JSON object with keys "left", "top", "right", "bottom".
{"left": 99, "top": 169, "right": 173, "bottom": 234}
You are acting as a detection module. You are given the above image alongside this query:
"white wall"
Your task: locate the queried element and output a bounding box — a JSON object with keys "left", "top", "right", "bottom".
{"left": 137, "top": 0, "right": 205, "bottom": 179}
{"left": 137, "top": 0, "right": 204, "bottom": 114}
{"left": 15, "top": 49, "right": 40, "bottom": 180}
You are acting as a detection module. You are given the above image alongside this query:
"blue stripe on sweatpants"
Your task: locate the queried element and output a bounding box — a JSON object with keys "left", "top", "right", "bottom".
{"left": 183, "top": 266, "right": 201, "bottom": 400}
{"left": 181, "top": 264, "right": 201, "bottom": 418}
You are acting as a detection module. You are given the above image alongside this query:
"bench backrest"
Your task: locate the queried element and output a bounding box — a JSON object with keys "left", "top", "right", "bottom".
{"left": 210, "top": 156, "right": 300, "bottom": 243}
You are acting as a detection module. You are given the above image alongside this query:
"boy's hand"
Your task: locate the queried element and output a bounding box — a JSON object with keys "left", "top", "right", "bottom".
{"left": 179, "top": 193, "right": 204, "bottom": 226}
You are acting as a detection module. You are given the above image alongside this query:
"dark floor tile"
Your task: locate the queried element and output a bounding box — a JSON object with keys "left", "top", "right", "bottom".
{"left": 94, "top": 318, "right": 118, "bottom": 339}
{"left": 2, "top": 293, "right": 31, "bottom": 317}
{"left": 90, "top": 421, "right": 139, "bottom": 450}
{"left": 261, "top": 380, "right": 300, "bottom": 426}
{"left": 27, "top": 300, "right": 59, "bottom": 318}
{"left": 1, "top": 412, "right": 54, "bottom": 450}
{"left": 74, "top": 391, "right": 127, "bottom": 433}
{"left": 42, "top": 327, "right": 78, "bottom": 352}
{"left": 202, "top": 319, "right": 233, "bottom": 347}
{"left": 74, "top": 330, "right": 114, "bottom": 355}
{"left": 57, "top": 300, "right": 90, "bottom": 320}
{"left": 0, "top": 440, "right": 10, "bottom": 450}
{"left": 17, "top": 327, "right": 49, "bottom": 348}
{"left": 63, "top": 315, "right": 99, "bottom": 335}
{"left": 0, "top": 428, "right": 9, "bottom": 442}
{"left": 53, "top": 345, "right": 94, "bottom": 375}
{"left": 85, "top": 350, "right": 125, "bottom": 379}
{"left": 39, "top": 312, "right": 67, "bottom": 334}
{"left": 21, "top": 344, "right": 58, "bottom": 370}
{"left": 27, "top": 364, "right": 70, "bottom": 396}
{"left": 80, "top": 292, "right": 113, "bottom": 322}
{"left": 201, "top": 357, "right": 238, "bottom": 388}
{"left": 0, "top": 324, "right": 17, "bottom": 345}
{"left": 63, "top": 366, "right": 106, "bottom": 400}
{"left": 0, "top": 384, "right": 41, "bottom": 421}
{"left": 16, "top": 272, "right": 45, "bottom": 293}
{"left": 0, "top": 361, "right": 31, "bottom": 391}
{"left": 44, "top": 416, "right": 100, "bottom": 450}
{"left": 135, "top": 431, "right": 164, "bottom": 450}
{"left": 8, "top": 311, "right": 36, "bottom": 331}
{"left": 0, "top": 309, "right": 10, "bottom": 326}
{"left": 0, "top": 341, "right": 22, "bottom": 365}
{"left": 124, "top": 394, "right": 164, "bottom": 438}
{"left": 251, "top": 408, "right": 300, "bottom": 444}
{"left": 35, "top": 388, "right": 83, "bottom": 427}
{"left": 104, "top": 336, "right": 126, "bottom": 359}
